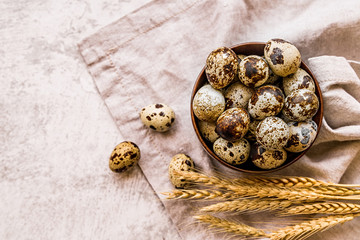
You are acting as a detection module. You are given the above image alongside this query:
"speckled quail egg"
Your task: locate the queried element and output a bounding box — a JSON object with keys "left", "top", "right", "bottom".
{"left": 213, "top": 138, "right": 250, "bottom": 165}
{"left": 109, "top": 141, "right": 140, "bottom": 173}
{"left": 256, "top": 116, "right": 289, "bottom": 150}
{"left": 198, "top": 120, "right": 219, "bottom": 143}
{"left": 168, "top": 154, "right": 195, "bottom": 189}
{"left": 206, "top": 47, "right": 239, "bottom": 89}
{"left": 239, "top": 55, "right": 269, "bottom": 87}
{"left": 140, "top": 103, "right": 175, "bottom": 132}
{"left": 285, "top": 120, "right": 318, "bottom": 152}
{"left": 264, "top": 39, "right": 301, "bottom": 77}
{"left": 283, "top": 68, "right": 316, "bottom": 96}
{"left": 244, "top": 119, "right": 261, "bottom": 142}
{"left": 224, "top": 82, "right": 254, "bottom": 109}
{"left": 251, "top": 143, "right": 287, "bottom": 169}
{"left": 215, "top": 108, "right": 250, "bottom": 142}
{"left": 193, "top": 84, "right": 225, "bottom": 122}
{"left": 248, "top": 85, "right": 285, "bottom": 120}
{"left": 282, "top": 89, "right": 319, "bottom": 121}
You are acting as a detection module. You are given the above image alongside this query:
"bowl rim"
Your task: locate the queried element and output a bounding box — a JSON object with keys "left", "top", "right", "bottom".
{"left": 190, "top": 42, "right": 324, "bottom": 174}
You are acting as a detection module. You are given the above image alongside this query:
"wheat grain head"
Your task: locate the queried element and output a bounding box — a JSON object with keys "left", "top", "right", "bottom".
{"left": 194, "top": 214, "right": 270, "bottom": 238}
{"left": 269, "top": 214, "right": 357, "bottom": 240}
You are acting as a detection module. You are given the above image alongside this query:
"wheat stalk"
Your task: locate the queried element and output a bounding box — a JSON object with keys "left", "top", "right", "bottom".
{"left": 236, "top": 176, "right": 360, "bottom": 189}
{"left": 175, "top": 171, "right": 360, "bottom": 202}
{"left": 174, "top": 171, "right": 236, "bottom": 190}
{"left": 269, "top": 214, "right": 358, "bottom": 240}
{"left": 194, "top": 214, "right": 270, "bottom": 238}
{"left": 200, "top": 198, "right": 293, "bottom": 213}
{"left": 236, "top": 176, "right": 327, "bottom": 188}
{"left": 162, "top": 189, "right": 239, "bottom": 200}
{"left": 311, "top": 186, "right": 360, "bottom": 196}
{"left": 281, "top": 202, "right": 360, "bottom": 216}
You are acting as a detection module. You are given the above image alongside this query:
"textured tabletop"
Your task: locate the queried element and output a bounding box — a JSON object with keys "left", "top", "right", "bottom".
{"left": 0, "top": 1, "right": 180, "bottom": 239}
{"left": 2, "top": 1, "right": 360, "bottom": 240}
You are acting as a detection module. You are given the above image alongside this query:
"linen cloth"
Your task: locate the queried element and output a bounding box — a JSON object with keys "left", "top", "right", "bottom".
{"left": 79, "top": 0, "right": 360, "bottom": 239}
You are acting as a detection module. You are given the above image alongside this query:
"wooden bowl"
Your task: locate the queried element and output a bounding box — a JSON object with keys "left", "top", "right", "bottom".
{"left": 190, "top": 42, "right": 323, "bottom": 174}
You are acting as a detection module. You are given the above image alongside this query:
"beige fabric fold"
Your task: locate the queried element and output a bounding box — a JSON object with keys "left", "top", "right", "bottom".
{"left": 79, "top": 0, "right": 360, "bottom": 239}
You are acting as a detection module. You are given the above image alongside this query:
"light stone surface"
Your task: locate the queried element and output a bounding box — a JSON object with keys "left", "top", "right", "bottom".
{"left": 0, "top": 1, "right": 181, "bottom": 239}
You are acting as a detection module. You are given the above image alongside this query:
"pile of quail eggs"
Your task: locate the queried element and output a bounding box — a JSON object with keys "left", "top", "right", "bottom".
{"left": 193, "top": 39, "right": 320, "bottom": 170}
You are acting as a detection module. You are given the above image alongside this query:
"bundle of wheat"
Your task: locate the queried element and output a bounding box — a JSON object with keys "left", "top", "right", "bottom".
{"left": 162, "top": 170, "right": 360, "bottom": 240}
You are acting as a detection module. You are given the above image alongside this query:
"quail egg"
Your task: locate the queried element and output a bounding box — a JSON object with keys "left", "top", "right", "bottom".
{"left": 215, "top": 108, "right": 250, "bottom": 142}
{"left": 251, "top": 143, "right": 287, "bottom": 169}
{"left": 213, "top": 138, "right": 250, "bottom": 165}
{"left": 140, "top": 103, "right": 175, "bottom": 132}
{"left": 283, "top": 68, "right": 316, "bottom": 96}
{"left": 198, "top": 120, "right": 219, "bottom": 143}
{"left": 282, "top": 89, "right": 319, "bottom": 121}
{"left": 248, "top": 85, "right": 285, "bottom": 120}
{"left": 239, "top": 55, "right": 269, "bottom": 87}
{"left": 285, "top": 120, "right": 318, "bottom": 152}
{"left": 224, "top": 81, "right": 254, "bottom": 109}
{"left": 206, "top": 47, "right": 239, "bottom": 89}
{"left": 109, "top": 141, "right": 141, "bottom": 173}
{"left": 264, "top": 39, "right": 301, "bottom": 77}
{"left": 168, "top": 154, "right": 195, "bottom": 189}
{"left": 192, "top": 84, "right": 225, "bottom": 122}
{"left": 256, "top": 116, "right": 289, "bottom": 150}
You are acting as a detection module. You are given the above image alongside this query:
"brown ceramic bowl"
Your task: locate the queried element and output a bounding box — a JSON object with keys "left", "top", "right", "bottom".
{"left": 190, "top": 42, "right": 323, "bottom": 174}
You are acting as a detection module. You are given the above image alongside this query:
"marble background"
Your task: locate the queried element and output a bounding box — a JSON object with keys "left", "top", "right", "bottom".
{"left": 1, "top": 1, "right": 181, "bottom": 239}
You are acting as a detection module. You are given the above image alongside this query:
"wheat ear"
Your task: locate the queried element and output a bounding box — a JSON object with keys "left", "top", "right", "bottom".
{"left": 237, "top": 176, "right": 360, "bottom": 189}
{"left": 161, "top": 189, "right": 238, "bottom": 200}
{"left": 281, "top": 202, "right": 360, "bottom": 215}
{"left": 200, "top": 198, "right": 293, "bottom": 213}
{"left": 270, "top": 214, "right": 358, "bottom": 240}
{"left": 175, "top": 171, "right": 360, "bottom": 202}
{"left": 194, "top": 214, "right": 269, "bottom": 238}
{"left": 174, "top": 171, "right": 235, "bottom": 190}
{"left": 311, "top": 186, "right": 360, "bottom": 196}
{"left": 236, "top": 176, "right": 330, "bottom": 188}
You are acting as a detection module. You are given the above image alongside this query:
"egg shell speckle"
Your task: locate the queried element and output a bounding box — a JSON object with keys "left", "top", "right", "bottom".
{"left": 251, "top": 143, "right": 287, "bottom": 169}
{"left": 215, "top": 108, "right": 250, "bottom": 142}
{"left": 248, "top": 85, "right": 285, "bottom": 120}
{"left": 264, "top": 39, "right": 301, "bottom": 77}
{"left": 285, "top": 121, "right": 318, "bottom": 152}
{"left": 168, "top": 154, "right": 195, "bottom": 189}
{"left": 140, "top": 103, "right": 175, "bottom": 132}
{"left": 265, "top": 68, "right": 281, "bottom": 85}
{"left": 109, "top": 141, "right": 140, "bottom": 173}
{"left": 244, "top": 119, "right": 261, "bottom": 142}
{"left": 239, "top": 55, "right": 269, "bottom": 87}
{"left": 213, "top": 138, "right": 250, "bottom": 165}
{"left": 282, "top": 89, "right": 319, "bottom": 121}
{"left": 224, "top": 81, "right": 254, "bottom": 109}
{"left": 283, "top": 68, "right": 316, "bottom": 96}
{"left": 198, "top": 120, "right": 219, "bottom": 143}
{"left": 256, "top": 116, "right": 289, "bottom": 150}
{"left": 206, "top": 47, "right": 239, "bottom": 89}
{"left": 192, "top": 84, "right": 225, "bottom": 122}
